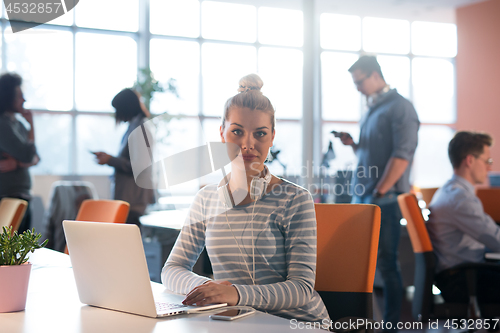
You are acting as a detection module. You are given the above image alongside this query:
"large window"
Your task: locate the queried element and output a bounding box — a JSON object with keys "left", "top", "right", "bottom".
{"left": 4, "top": 1, "right": 457, "bottom": 191}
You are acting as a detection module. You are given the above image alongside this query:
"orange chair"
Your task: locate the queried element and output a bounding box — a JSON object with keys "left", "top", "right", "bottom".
{"left": 418, "top": 187, "right": 438, "bottom": 207}
{"left": 398, "top": 193, "right": 500, "bottom": 321}
{"left": 315, "top": 204, "right": 381, "bottom": 323}
{"left": 64, "top": 199, "right": 130, "bottom": 254}
{"left": 476, "top": 188, "right": 500, "bottom": 223}
{"left": 0, "top": 198, "right": 28, "bottom": 234}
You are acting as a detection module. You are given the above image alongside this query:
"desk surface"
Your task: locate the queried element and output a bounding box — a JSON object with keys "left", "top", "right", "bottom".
{"left": 140, "top": 209, "right": 188, "bottom": 230}
{"left": 1, "top": 249, "right": 316, "bottom": 333}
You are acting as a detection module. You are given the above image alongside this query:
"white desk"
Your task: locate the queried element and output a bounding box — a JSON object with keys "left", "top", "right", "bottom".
{"left": 1, "top": 249, "right": 318, "bottom": 333}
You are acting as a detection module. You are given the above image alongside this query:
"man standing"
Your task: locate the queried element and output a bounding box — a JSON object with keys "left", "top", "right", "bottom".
{"left": 427, "top": 131, "right": 500, "bottom": 303}
{"left": 337, "top": 55, "right": 419, "bottom": 330}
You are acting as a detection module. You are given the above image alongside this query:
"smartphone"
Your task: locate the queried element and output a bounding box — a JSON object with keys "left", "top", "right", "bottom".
{"left": 210, "top": 308, "right": 255, "bottom": 321}
{"left": 330, "top": 130, "right": 342, "bottom": 138}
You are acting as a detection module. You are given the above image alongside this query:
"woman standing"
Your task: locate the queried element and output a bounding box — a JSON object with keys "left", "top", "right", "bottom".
{"left": 0, "top": 73, "right": 39, "bottom": 233}
{"left": 162, "top": 74, "right": 329, "bottom": 323}
{"left": 93, "top": 89, "right": 155, "bottom": 227}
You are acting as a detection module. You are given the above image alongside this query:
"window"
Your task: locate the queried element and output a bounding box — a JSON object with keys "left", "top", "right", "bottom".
{"left": 150, "top": 0, "right": 200, "bottom": 37}
{"left": 5, "top": 28, "right": 73, "bottom": 111}
{"left": 3, "top": 1, "right": 456, "bottom": 193}
{"left": 75, "top": 0, "right": 139, "bottom": 32}
{"left": 259, "top": 7, "right": 303, "bottom": 47}
{"left": 150, "top": 39, "right": 199, "bottom": 115}
{"left": 75, "top": 33, "right": 137, "bottom": 112}
{"left": 201, "top": 2, "right": 256, "bottom": 43}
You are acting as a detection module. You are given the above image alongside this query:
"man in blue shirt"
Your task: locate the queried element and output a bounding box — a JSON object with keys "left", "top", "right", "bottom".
{"left": 337, "top": 55, "right": 419, "bottom": 330}
{"left": 427, "top": 131, "right": 500, "bottom": 303}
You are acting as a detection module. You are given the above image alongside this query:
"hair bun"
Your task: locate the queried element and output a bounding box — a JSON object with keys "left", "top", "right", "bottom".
{"left": 237, "top": 73, "right": 263, "bottom": 93}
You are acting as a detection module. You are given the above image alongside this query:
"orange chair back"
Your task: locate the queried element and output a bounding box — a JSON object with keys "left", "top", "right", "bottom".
{"left": 397, "top": 193, "right": 433, "bottom": 253}
{"left": 476, "top": 188, "right": 500, "bottom": 223}
{"left": 0, "top": 198, "right": 28, "bottom": 234}
{"left": 64, "top": 200, "right": 130, "bottom": 254}
{"left": 419, "top": 187, "right": 438, "bottom": 207}
{"left": 315, "top": 204, "right": 381, "bottom": 293}
{"left": 75, "top": 199, "right": 130, "bottom": 223}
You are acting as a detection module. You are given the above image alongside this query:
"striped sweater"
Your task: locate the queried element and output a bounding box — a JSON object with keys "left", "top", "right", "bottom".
{"left": 161, "top": 179, "right": 330, "bottom": 322}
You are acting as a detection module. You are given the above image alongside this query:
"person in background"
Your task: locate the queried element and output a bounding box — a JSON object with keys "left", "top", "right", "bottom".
{"left": 93, "top": 89, "right": 155, "bottom": 227}
{"left": 0, "top": 73, "right": 39, "bottom": 233}
{"left": 162, "top": 74, "right": 329, "bottom": 323}
{"left": 336, "top": 55, "right": 419, "bottom": 330}
{"left": 427, "top": 131, "right": 500, "bottom": 303}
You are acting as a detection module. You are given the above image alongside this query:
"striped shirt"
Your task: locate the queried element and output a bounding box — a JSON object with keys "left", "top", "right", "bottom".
{"left": 161, "top": 180, "right": 330, "bottom": 322}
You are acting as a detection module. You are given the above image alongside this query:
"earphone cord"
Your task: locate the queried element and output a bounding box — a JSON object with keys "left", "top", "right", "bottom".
{"left": 225, "top": 199, "right": 258, "bottom": 285}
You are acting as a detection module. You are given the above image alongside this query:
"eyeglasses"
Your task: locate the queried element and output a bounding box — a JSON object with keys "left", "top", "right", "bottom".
{"left": 353, "top": 74, "right": 371, "bottom": 87}
{"left": 475, "top": 156, "right": 493, "bottom": 166}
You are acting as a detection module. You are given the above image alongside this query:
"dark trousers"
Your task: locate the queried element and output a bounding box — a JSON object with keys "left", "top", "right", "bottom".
{"left": 435, "top": 265, "right": 500, "bottom": 304}
{"left": 353, "top": 192, "right": 403, "bottom": 330}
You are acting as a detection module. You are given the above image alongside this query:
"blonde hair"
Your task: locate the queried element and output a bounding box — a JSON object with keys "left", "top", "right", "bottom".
{"left": 221, "top": 74, "right": 276, "bottom": 131}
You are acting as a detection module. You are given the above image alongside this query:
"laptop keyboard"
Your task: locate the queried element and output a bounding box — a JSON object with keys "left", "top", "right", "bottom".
{"left": 155, "top": 301, "right": 188, "bottom": 313}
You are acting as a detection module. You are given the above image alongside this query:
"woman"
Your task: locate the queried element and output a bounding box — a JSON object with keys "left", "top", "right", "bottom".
{"left": 93, "top": 89, "right": 155, "bottom": 227}
{"left": 162, "top": 74, "right": 329, "bottom": 323}
{"left": 0, "top": 73, "right": 39, "bottom": 233}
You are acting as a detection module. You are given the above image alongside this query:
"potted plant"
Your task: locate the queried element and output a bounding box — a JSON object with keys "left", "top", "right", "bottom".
{"left": 0, "top": 226, "right": 48, "bottom": 312}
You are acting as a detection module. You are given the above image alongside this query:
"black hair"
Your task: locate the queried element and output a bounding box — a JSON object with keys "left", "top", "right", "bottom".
{"left": 448, "top": 131, "right": 493, "bottom": 169}
{"left": 0, "top": 73, "right": 22, "bottom": 115}
{"left": 348, "top": 55, "right": 385, "bottom": 81}
{"left": 111, "top": 88, "right": 144, "bottom": 123}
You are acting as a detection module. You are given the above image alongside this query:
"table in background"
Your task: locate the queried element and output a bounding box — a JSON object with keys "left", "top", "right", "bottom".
{"left": 141, "top": 209, "right": 212, "bottom": 282}
{"left": 0, "top": 249, "right": 319, "bottom": 333}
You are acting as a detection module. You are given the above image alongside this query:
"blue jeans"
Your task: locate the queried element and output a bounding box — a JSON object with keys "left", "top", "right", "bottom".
{"left": 353, "top": 192, "right": 403, "bottom": 331}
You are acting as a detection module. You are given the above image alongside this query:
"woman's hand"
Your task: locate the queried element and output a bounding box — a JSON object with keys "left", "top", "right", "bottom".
{"left": 0, "top": 154, "right": 18, "bottom": 172}
{"left": 182, "top": 280, "right": 239, "bottom": 306}
{"left": 19, "top": 108, "right": 33, "bottom": 124}
{"left": 93, "top": 152, "right": 112, "bottom": 165}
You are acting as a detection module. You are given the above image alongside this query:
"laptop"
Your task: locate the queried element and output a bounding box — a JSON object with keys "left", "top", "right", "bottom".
{"left": 62, "top": 220, "right": 227, "bottom": 318}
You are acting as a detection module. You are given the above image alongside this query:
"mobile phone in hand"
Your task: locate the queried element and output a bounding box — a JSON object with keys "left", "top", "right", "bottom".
{"left": 331, "top": 130, "right": 345, "bottom": 138}
{"left": 210, "top": 308, "right": 255, "bottom": 321}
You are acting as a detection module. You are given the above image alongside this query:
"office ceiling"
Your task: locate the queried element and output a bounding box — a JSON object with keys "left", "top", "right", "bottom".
{"left": 367, "top": 0, "right": 486, "bottom": 7}
{"left": 321, "top": 0, "right": 489, "bottom": 23}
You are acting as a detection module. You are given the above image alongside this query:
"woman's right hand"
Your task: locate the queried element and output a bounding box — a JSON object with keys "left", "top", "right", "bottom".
{"left": 19, "top": 108, "right": 33, "bottom": 124}
{"left": 182, "top": 280, "right": 239, "bottom": 306}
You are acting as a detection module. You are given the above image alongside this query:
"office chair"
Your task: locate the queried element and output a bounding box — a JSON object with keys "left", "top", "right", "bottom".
{"left": 0, "top": 197, "right": 28, "bottom": 234}
{"left": 64, "top": 199, "right": 130, "bottom": 254}
{"left": 476, "top": 188, "right": 500, "bottom": 223}
{"left": 43, "top": 181, "right": 98, "bottom": 253}
{"left": 418, "top": 187, "right": 438, "bottom": 208}
{"left": 315, "top": 204, "right": 381, "bottom": 324}
{"left": 397, "top": 193, "right": 500, "bottom": 321}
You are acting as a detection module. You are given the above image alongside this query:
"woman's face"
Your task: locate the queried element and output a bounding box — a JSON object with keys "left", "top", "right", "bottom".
{"left": 13, "top": 86, "right": 25, "bottom": 113}
{"left": 220, "top": 107, "right": 275, "bottom": 175}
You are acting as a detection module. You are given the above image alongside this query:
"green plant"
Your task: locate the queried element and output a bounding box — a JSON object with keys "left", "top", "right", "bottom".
{"left": 0, "top": 226, "right": 48, "bottom": 266}
{"left": 133, "top": 67, "right": 178, "bottom": 110}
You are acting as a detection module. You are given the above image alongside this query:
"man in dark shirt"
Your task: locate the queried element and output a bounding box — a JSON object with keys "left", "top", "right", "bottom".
{"left": 0, "top": 73, "right": 39, "bottom": 233}
{"left": 337, "top": 56, "right": 419, "bottom": 331}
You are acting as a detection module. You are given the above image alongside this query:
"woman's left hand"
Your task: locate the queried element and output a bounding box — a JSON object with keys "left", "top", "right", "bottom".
{"left": 93, "top": 152, "right": 112, "bottom": 165}
{"left": 182, "top": 280, "right": 239, "bottom": 306}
